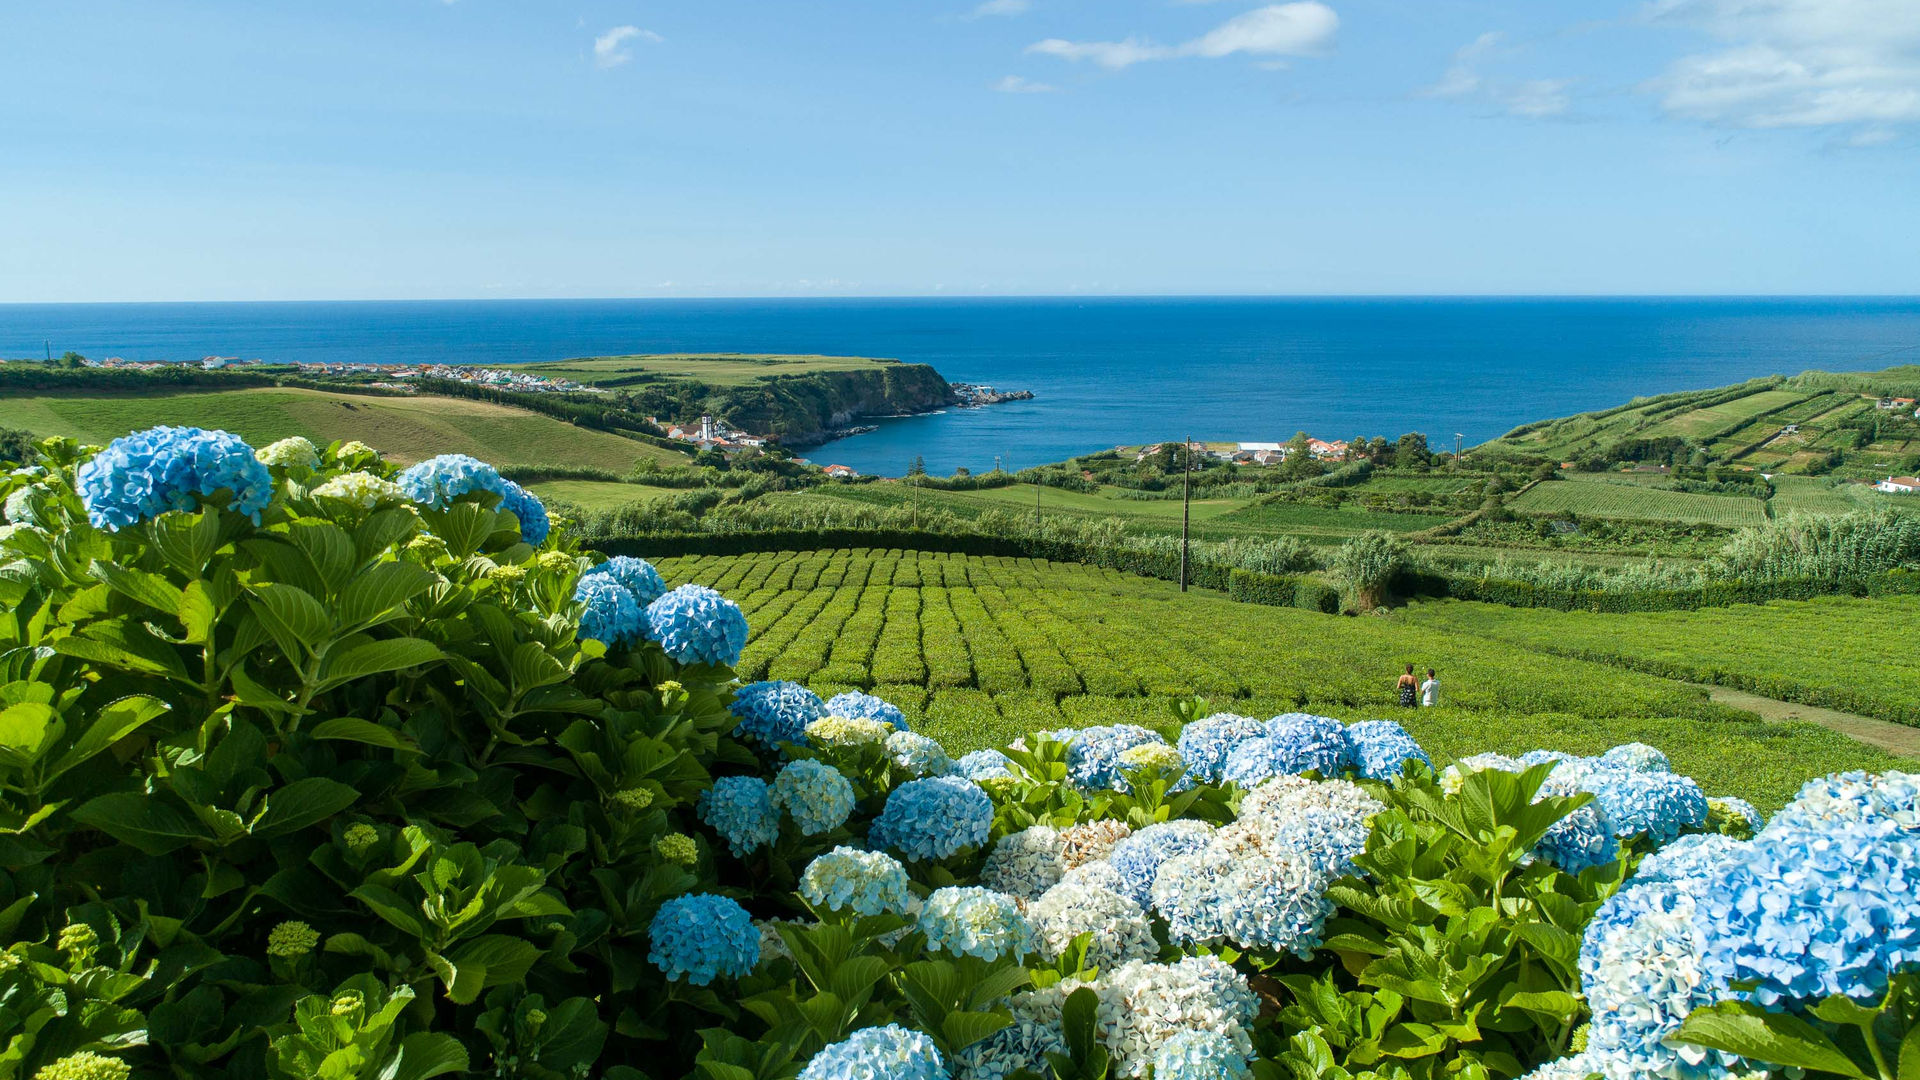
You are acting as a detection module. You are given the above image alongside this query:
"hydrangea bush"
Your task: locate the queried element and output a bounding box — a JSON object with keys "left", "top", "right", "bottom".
{"left": 4, "top": 427, "right": 1912, "bottom": 1080}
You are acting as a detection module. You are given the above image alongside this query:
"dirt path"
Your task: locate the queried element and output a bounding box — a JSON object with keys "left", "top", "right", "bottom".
{"left": 1701, "top": 685, "right": 1920, "bottom": 758}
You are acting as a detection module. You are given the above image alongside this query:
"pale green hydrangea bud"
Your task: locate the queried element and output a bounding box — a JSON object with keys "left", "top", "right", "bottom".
{"left": 331, "top": 989, "right": 366, "bottom": 1017}
{"left": 343, "top": 823, "right": 380, "bottom": 852}
{"left": 256, "top": 436, "right": 321, "bottom": 470}
{"left": 313, "top": 471, "right": 408, "bottom": 510}
{"left": 805, "top": 716, "right": 890, "bottom": 747}
{"left": 34, "top": 1050, "right": 130, "bottom": 1080}
{"left": 609, "top": 788, "right": 654, "bottom": 812}
{"left": 56, "top": 922, "right": 98, "bottom": 962}
{"left": 267, "top": 920, "right": 321, "bottom": 957}
{"left": 1118, "top": 743, "right": 1183, "bottom": 772}
{"left": 654, "top": 833, "right": 698, "bottom": 865}
{"left": 487, "top": 564, "right": 527, "bottom": 585}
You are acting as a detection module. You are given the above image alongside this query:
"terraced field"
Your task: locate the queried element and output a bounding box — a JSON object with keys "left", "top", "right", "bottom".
{"left": 652, "top": 548, "right": 1915, "bottom": 806}
{"left": 1508, "top": 479, "right": 1769, "bottom": 527}
{"left": 529, "top": 479, "right": 674, "bottom": 511}
{"left": 1641, "top": 388, "right": 1809, "bottom": 438}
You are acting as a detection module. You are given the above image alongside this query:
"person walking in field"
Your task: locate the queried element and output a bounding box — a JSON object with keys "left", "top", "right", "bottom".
{"left": 1420, "top": 668, "right": 1441, "bottom": 708}
{"left": 1396, "top": 664, "right": 1419, "bottom": 708}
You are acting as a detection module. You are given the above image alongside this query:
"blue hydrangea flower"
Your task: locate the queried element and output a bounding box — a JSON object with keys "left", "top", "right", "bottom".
{"left": 728, "top": 679, "right": 824, "bottom": 746}
{"left": 887, "top": 730, "right": 953, "bottom": 777}
{"left": 76, "top": 426, "right": 273, "bottom": 530}
{"left": 1532, "top": 774, "right": 1620, "bottom": 875}
{"left": 1151, "top": 1030, "right": 1253, "bottom": 1080}
{"left": 1151, "top": 847, "right": 1334, "bottom": 957}
{"left": 1175, "top": 713, "right": 1266, "bottom": 785}
{"left": 1598, "top": 742, "right": 1671, "bottom": 773}
{"left": 1344, "top": 720, "right": 1432, "bottom": 780}
{"left": 918, "top": 886, "right": 1035, "bottom": 961}
{"left": 771, "top": 759, "right": 856, "bottom": 836}
{"left": 953, "top": 748, "right": 1015, "bottom": 781}
{"left": 1263, "top": 714, "right": 1353, "bottom": 776}
{"left": 799, "top": 1025, "right": 946, "bottom": 1080}
{"left": 869, "top": 776, "right": 993, "bottom": 861}
{"left": 1584, "top": 767, "right": 1708, "bottom": 844}
{"left": 646, "top": 584, "right": 750, "bottom": 667}
{"left": 498, "top": 479, "right": 549, "bottom": 545}
{"left": 647, "top": 893, "right": 759, "bottom": 986}
{"left": 1629, "top": 833, "right": 1751, "bottom": 892}
{"left": 396, "top": 453, "right": 506, "bottom": 508}
{"left": 1578, "top": 880, "right": 1735, "bottom": 1079}
{"left": 697, "top": 775, "right": 781, "bottom": 857}
{"left": 1519, "top": 749, "right": 1583, "bottom": 770}
{"left": 1064, "top": 725, "right": 1167, "bottom": 793}
{"left": 1694, "top": 771, "right": 1920, "bottom": 1007}
{"left": 798, "top": 847, "right": 915, "bottom": 916}
{"left": 823, "top": 691, "right": 909, "bottom": 731}
{"left": 581, "top": 555, "right": 667, "bottom": 607}
{"left": 573, "top": 574, "right": 646, "bottom": 647}
{"left": 1108, "top": 819, "right": 1214, "bottom": 906}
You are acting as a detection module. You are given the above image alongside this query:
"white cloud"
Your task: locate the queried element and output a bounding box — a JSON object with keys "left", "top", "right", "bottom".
{"left": 969, "top": 0, "right": 1030, "bottom": 17}
{"left": 994, "top": 74, "right": 1059, "bottom": 93}
{"left": 1646, "top": 0, "right": 1920, "bottom": 132}
{"left": 593, "top": 25, "right": 661, "bottom": 68}
{"left": 1027, "top": 2, "right": 1337, "bottom": 71}
{"left": 1421, "top": 32, "right": 1573, "bottom": 118}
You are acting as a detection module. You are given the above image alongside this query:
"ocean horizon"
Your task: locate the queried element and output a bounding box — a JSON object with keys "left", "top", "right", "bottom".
{"left": 5, "top": 295, "right": 1919, "bottom": 476}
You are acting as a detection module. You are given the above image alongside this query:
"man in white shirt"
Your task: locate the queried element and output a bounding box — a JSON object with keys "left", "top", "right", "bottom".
{"left": 1419, "top": 669, "right": 1440, "bottom": 707}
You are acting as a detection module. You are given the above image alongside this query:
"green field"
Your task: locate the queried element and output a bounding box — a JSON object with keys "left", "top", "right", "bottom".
{"left": 1, "top": 387, "right": 684, "bottom": 469}
{"left": 1508, "top": 479, "right": 1769, "bottom": 527}
{"left": 1403, "top": 594, "right": 1920, "bottom": 728}
{"left": 652, "top": 548, "right": 1914, "bottom": 807}
{"left": 1768, "top": 475, "right": 1907, "bottom": 515}
{"left": 788, "top": 482, "right": 1439, "bottom": 542}
{"left": 527, "top": 479, "right": 673, "bottom": 511}
{"left": 516, "top": 353, "right": 902, "bottom": 388}
{"left": 1641, "top": 388, "right": 1810, "bottom": 438}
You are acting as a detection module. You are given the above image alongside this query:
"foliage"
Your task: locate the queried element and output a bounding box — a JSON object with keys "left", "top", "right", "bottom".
{"left": 1331, "top": 532, "right": 1408, "bottom": 610}
{"left": 0, "top": 430, "right": 746, "bottom": 1079}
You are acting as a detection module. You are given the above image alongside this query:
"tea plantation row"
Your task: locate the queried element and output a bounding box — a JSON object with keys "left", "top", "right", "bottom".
{"left": 655, "top": 549, "right": 1917, "bottom": 808}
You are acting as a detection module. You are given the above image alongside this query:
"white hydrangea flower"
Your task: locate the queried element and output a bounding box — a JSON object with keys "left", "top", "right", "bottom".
{"left": 980, "top": 826, "right": 1068, "bottom": 904}
{"left": 1028, "top": 880, "right": 1159, "bottom": 969}
{"left": 1060, "top": 819, "right": 1132, "bottom": 868}
{"left": 312, "top": 471, "right": 409, "bottom": 510}
{"left": 334, "top": 440, "right": 379, "bottom": 460}
{"left": 806, "top": 715, "right": 891, "bottom": 747}
{"left": 1060, "top": 860, "right": 1129, "bottom": 895}
{"left": 1096, "top": 958, "right": 1258, "bottom": 1077}
{"left": 256, "top": 436, "right": 320, "bottom": 470}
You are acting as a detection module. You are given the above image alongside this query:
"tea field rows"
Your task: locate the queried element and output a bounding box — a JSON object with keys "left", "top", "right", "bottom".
{"left": 654, "top": 548, "right": 1917, "bottom": 807}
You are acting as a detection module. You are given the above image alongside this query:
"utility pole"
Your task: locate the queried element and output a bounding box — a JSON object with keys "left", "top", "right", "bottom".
{"left": 1033, "top": 475, "right": 1041, "bottom": 536}
{"left": 1179, "top": 435, "right": 1193, "bottom": 592}
{"left": 911, "top": 464, "right": 919, "bottom": 529}
{"left": 1455, "top": 433, "right": 1464, "bottom": 458}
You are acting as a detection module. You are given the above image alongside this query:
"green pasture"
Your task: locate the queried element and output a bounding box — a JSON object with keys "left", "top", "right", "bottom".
{"left": 651, "top": 548, "right": 1914, "bottom": 807}
{"left": 0, "top": 387, "right": 682, "bottom": 469}
{"left": 528, "top": 479, "right": 674, "bottom": 511}
{"left": 517, "top": 353, "right": 899, "bottom": 388}
{"left": 1508, "top": 479, "right": 1768, "bottom": 527}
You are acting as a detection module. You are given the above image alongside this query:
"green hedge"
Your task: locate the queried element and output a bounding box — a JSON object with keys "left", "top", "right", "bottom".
{"left": 1395, "top": 566, "right": 1920, "bottom": 613}
{"left": 1227, "top": 569, "right": 1342, "bottom": 613}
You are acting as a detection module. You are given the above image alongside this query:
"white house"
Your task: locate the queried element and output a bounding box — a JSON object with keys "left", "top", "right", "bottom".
{"left": 822, "top": 464, "right": 858, "bottom": 479}
{"left": 1875, "top": 476, "right": 1920, "bottom": 494}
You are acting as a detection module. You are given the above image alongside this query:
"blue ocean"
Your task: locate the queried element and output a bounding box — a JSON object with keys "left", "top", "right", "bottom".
{"left": 4, "top": 297, "right": 1918, "bottom": 476}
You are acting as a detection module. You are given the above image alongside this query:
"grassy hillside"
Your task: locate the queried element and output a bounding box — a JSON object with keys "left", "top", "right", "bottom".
{"left": 2, "top": 387, "right": 685, "bottom": 469}
{"left": 1506, "top": 479, "right": 1770, "bottom": 527}
{"left": 652, "top": 547, "right": 1914, "bottom": 807}
{"left": 516, "top": 353, "right": 909, "bottom": 388}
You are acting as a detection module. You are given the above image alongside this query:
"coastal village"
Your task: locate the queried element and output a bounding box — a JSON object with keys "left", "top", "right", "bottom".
{"left": 1135, "top": 436, "right": 1353, "bottom": 465}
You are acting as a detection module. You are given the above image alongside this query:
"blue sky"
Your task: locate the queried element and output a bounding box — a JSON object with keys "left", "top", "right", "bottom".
{"left": 2, "top": 0, "right": 1917, "bottom": 300}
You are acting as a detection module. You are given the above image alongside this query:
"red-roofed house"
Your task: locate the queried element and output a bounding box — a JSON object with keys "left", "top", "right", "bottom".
{"left": 822, "top": 464, "right": 858, "bottom": 479}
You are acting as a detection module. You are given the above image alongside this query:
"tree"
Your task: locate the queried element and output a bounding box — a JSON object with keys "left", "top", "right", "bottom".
{"left": 1396, "top": 432, "right": 1431, "bottom": 471}
{"left": 1279, "top": 431, "right": 1324, "bottom": 481}
{"left": 1367, "top": 436, "right": 1393, "bottom": 467}
{"left": 952, "top": 466, "right": 971, "bottom": 478}
{"left": 56, "top": 351, "right": 86, "bottom": 369}
{"left": 908, "top": 455, "right": 926, "bottom": 477}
